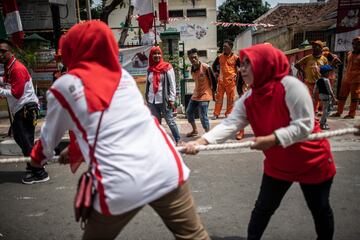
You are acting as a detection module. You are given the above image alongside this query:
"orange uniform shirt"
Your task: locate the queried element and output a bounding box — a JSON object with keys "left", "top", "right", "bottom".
{"left": 344, "top": 52, "right": 360, "bottom": 83}
{"left": 219, "top": 53, "right": 239, "bottom": 86}
{"left": 191, "top": 63, "right": 213, "bottom": 101}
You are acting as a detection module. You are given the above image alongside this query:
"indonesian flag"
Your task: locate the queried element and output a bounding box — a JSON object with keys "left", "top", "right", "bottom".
{"left": 133, "top": 0, "right": 154, "bottom": 34}
{"left": 2, "top": 0, "right": 24, "bottom": 47}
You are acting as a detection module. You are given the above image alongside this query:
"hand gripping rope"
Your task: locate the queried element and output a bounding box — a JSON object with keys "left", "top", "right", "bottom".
{"left": 0, "top": 127, "right": 359, "bottom": 164}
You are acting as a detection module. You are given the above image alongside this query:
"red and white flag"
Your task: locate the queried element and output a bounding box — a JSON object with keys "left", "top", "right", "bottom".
{"left": 2, "top": 0, "right": 24, "bottom": 47}
{"left": 133, "top": 0, "right": 154, "bottom": 34}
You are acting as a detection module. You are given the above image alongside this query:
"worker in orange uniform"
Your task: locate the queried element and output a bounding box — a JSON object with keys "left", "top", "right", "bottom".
{"left": 331, "top": 36, "right": 360, "bottom": 119}
{"left": 295, "top": 40, "right": 328, "bottom": 114}
{"left": 211, "top": 39, "right": 240, "bottom": 120}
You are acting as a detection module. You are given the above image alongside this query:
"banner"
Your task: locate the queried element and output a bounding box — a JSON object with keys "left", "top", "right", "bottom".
{"left": 179, "top": 23, "right": 208, "bottom": 40}
{"left": 119, "top": 45, "right": 152, "bottom": 76}
{"left": 335, "top": 0, "right": 360, "bottom": 52}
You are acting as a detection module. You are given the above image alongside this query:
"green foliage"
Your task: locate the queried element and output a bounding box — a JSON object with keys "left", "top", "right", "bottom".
{"left": 163, "top": 54, "right": 181, "bottom": 84}
{"left": 91, "top": 4, "right": 103, "bottom": 19}
{"left": 15, "top": 48, "right": 38, "bottom": 71}
{"left": 217, "top": 0, "right": 270, "bottom": 49}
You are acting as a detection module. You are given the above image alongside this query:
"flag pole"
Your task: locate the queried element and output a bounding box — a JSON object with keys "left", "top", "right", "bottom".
{"left": 152, "top": 0, "right": 157, "bottom": 46}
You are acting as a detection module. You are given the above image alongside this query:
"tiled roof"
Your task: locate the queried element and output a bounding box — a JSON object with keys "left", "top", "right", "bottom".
{"left": 254, "top": 0, "right": 338, "bottom": 32}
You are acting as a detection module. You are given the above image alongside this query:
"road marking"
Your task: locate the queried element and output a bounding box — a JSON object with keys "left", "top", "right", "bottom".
{"left": 16, "top": 196, "right": 35, "bottom": 200}
{"left": 197, "top": 205, "right": 212, "bottom": 213}
{"left": 27, "top": 212, "right": 45, "bottom": 217}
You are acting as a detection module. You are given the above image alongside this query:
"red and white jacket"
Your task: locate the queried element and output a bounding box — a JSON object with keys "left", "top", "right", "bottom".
{"left": 31, "top": 70, "right": 190, "bottom": 215}
{"left": 0, "top": 57, "right": 38, "bottom": 115}
{"left": 204, "top": 76, "right": 336, "bottom": 184}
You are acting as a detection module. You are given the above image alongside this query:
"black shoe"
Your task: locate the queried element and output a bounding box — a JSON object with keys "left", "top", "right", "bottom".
{"left": 22, "top": 168, "right": 50, "bottom": 184}
{"left": 320, "top": 124, "right": 330, "bottom": 130}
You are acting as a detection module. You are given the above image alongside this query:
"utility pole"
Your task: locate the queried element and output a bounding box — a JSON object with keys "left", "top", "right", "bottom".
{"left": 85, "top": 0, "right": 92, "bottom": 20}
{"left": 49, "top": 0, "right": 66, "bottom": 51}
{"left": 50, "top": 4, "right": 61, "bottom": 51}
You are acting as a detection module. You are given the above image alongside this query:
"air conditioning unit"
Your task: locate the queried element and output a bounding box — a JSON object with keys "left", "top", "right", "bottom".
{"left": 49, "top": 0, "right": 67, "bottom": 6}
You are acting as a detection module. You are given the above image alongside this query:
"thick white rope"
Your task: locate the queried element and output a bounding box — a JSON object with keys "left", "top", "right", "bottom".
{"left": 0, "top": 127, "right": 359, "bottom": 164}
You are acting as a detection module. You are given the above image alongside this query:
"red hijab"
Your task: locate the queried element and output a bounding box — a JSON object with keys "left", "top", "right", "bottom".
{"left": 148, "top": 46, "right": 172, "bottom": 94}
{"left": 240, "top": 44, "right": 290, "bottom": 97}
{"left": 59, "top": 20, "right": 121, "bottom": 113}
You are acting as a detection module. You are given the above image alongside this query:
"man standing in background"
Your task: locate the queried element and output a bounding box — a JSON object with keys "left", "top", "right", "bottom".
{"left": 185, "top": 48, "right": 215, "bottom": 137}
{"left": 295, "top": 40, "right": 328, "bottom": 114}
{"left": 212, "top": 39, "right": 240, "bottom": 120}
{"left": 0, "top": 39, "right": 48, "bottom": 184}
{"left": 331, "top": 37, "right": 360, "bottom": 119}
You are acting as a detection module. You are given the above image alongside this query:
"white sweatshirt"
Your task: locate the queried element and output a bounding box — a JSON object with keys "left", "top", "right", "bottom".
{"left": 32, "top": 70, "right": 190, "bottom": 215}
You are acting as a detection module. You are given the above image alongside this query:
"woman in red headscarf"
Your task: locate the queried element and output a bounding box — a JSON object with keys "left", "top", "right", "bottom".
{"left": 183, "top": 44, "right": 336, "bottom": 240}
{"left": 145, "top": 46, "right": 182, "bottom": 145}
{"left": 29, "top": 21, "right": 209, "bottom": 240}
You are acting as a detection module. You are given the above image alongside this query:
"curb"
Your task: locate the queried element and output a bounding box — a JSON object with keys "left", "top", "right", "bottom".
{"left": 0, "top": 137, "right": 70, "bottom": 156}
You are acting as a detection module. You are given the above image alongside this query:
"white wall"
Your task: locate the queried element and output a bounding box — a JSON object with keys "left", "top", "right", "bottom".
{"left": 108, "top": 0, "right": 217, "bottom": 63}
{"left": 234, "top": 28, "right": 253, "bottom": 52}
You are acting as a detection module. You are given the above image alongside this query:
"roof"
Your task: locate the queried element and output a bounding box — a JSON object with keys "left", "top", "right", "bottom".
{"left": 24, "top": 33, "right": 50, "bottom": 42}
{"left": 254, "top": 0, "right": 338, "bottom": 33}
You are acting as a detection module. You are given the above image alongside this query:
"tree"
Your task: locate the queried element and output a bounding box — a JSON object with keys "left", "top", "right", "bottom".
{"left": 118, "top": 0, "right": 133, "bottom": 46}
{"left": 99, "top": 0, "right": 126, "bottom": 24}
{"left": 79, "top": 0, "right": 126, "bottom": 24}
{"left": 86, "top": 0, "right": 131, "bottom": 45}
{"left": 217, "top": 0, "right": 270, "bottom": 49}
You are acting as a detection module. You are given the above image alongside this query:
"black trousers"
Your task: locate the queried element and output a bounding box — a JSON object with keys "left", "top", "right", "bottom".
{"left": 248, "top": 174, "right": 334, "bottom": 240}
{"left": 12, "top": 107, "right": 36, "bottom": 157}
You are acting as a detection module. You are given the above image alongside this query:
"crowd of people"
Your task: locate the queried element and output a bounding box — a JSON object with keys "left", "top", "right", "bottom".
{"left": 0, "top": 20, "right": 359, "bottom": 240}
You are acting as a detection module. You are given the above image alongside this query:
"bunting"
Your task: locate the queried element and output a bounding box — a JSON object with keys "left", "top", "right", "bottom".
{"left": 211, "top": 21, "right": 275, "bottom": 28}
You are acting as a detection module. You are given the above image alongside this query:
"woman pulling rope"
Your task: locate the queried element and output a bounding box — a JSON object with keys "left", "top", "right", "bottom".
{"left": 183, "top": 43, "right": 343, "bottom": 240}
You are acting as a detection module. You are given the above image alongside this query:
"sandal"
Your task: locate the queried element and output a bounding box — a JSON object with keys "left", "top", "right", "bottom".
{"left": 186, "top": 131, "right": 198, "bottom": 137}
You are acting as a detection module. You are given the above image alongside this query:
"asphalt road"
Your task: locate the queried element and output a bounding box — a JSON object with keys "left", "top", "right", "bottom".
{"left": 0, "top": 147, "right": 359, "bottom": 240}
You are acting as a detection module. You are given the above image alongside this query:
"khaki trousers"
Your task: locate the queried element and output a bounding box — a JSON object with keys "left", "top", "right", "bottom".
{"left": 82, "top": 181, "right": 209, "bottom": 240}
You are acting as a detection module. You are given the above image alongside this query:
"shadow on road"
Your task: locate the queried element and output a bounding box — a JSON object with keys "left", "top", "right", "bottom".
{"left": 0, "top": 171, "right": 24, "bottom": 184}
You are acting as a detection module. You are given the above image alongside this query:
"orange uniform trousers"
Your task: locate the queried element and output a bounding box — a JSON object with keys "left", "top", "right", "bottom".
{"left": 213, "top": 79, "right": 236, "bottom": 117}
{"left": 335, "top": 81, "right": 360, "bottom": 117}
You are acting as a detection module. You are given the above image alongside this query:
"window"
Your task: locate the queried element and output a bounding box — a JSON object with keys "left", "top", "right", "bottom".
{"left": 169, "top": 10, "right": 184, "bottom": 18}
{"left": 186, "top": 9, "right": 206, "bottom": 17}
{"left": 198, "top": 50, "right": 207, "bottom": 58}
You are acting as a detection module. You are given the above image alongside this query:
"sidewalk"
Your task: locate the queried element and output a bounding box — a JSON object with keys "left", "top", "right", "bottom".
{"left": 0, "top": 101, "right": 359, "bottom": 156}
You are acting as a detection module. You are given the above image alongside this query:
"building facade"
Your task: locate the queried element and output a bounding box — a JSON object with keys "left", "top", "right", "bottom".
{"left": 108, "top": 0, "right": 217, "bottom": 63}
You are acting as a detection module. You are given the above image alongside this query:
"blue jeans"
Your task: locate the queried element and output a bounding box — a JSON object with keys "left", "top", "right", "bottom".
{"left": 320, "top": 99, "right": 332, "bottom": 125}
{"left": 186, "top": 100, "right": 210, "bottom": 130}
{"left": 148, "top": 103, "right": 181, "bottom": 142}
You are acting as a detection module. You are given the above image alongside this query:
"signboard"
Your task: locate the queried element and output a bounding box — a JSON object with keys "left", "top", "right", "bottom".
{"left": 119, "top": 45, "right": 152, "bottom": 76}
{"left": 31, "top": 50, "right": 57, "bottom": 82}
{"left": 178, "top": 23, "right": 208, "bottom": 40}
{"left": 335, "top": 0, "right": 360, "bottom": 52}
{"left": 18, "top": 0, "right": 77, "bottom": 31}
